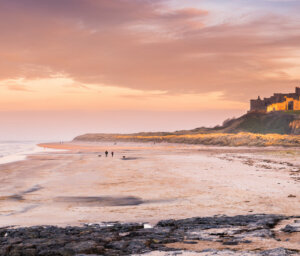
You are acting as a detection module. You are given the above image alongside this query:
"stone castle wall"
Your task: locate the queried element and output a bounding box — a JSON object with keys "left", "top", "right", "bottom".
{"left": 250, "top": 87, "right": 300, "bottom": 112}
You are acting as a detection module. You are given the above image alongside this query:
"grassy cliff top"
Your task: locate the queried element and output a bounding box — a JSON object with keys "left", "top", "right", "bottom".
{"left": 74, "top": 111, "right": 300, "bottom": 146}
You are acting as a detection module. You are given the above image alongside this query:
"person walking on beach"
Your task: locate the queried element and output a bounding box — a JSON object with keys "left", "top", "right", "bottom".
{"left": 111, "top": 152, "right": 114, "bottom": 157}
{"left": 105, "top": 151, "right": 108, "bottom": 157}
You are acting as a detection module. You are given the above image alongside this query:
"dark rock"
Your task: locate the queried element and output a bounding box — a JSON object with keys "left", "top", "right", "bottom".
{"left": 242, "top": 240, "right": 252, "bottom": 243}
{"left": 281, "top": 225, "right": 300, "bottom": 233}
{"left": 222, "top": 241, "right": 239, "bottom": 245}
{"left": 22, "top": 248, "right": 37, "bottom": 256}
{"left": 107, "top": 240, "right": 128, "bottom": 250}
{"left": 65, "top": 240, "right": 98, "bottom": 253}
{"left": 260, "top": 247, "right": 297, "bottom": 255}
{"left": 0, "top": 214, "right": 298, "bottom": 256}
{"left": 126, "top": 240, "right": 148, "bottom": 254}
{"left": 183, "top": 241, "right": 198, "bottom": 244}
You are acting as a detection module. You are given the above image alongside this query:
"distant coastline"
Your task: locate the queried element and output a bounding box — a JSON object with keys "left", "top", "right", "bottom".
{"left": 73, "top": 132, "right": 300, "bottom": 147}
{"left": 74, "top": 111, "right": 300, "bottom": 147}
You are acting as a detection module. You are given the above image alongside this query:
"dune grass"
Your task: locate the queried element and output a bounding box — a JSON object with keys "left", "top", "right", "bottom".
{"left": 113, "top": 132, "right": 300, "bottom": 147}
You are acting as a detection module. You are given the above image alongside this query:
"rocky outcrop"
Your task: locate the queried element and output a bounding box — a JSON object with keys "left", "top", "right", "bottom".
{"left": 0, "top": 214, "right": 299, "bottom": 255}
{"left": 289, "top": 120, "right": 300, "bottom": 135}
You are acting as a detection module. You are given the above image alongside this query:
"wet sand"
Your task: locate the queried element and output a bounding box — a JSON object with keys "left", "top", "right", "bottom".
{"left": 0, "top": 141, "right": 299, "bottom": 227}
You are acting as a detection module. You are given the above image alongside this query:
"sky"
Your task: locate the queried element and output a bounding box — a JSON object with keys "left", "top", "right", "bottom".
{"left": 0, "top": 0, "right": 300, "bottom": 140}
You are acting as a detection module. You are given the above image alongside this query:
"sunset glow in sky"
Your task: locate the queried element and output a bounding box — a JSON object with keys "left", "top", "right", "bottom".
{"left": 0, "top": 0, "right": 300, "bottom": 140}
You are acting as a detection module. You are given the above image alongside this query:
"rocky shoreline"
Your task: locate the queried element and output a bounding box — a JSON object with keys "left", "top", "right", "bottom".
{"left": 1, "top": 214, "right": 300, "bottom": 255}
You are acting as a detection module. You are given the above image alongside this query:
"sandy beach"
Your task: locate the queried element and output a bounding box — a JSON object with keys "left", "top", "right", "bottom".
{"left": 0, "top": 141, "right": 299, "bottom": 228}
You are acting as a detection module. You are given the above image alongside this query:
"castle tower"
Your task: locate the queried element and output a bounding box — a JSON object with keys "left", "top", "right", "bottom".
{"left": 250, "top": 87, "right": 300, "bottom": 112}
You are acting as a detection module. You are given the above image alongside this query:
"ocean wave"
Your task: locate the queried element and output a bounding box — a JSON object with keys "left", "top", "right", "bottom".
{"left": 0, "top": 141, "right": 58, "bottom": 165}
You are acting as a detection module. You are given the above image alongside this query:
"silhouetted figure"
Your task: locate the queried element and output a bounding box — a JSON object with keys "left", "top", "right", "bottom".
{"left": 111, "top": 152, "right": 114, "bottom": 157}
{"left": 105, "top": 151, "right": 108, "bottom": 157}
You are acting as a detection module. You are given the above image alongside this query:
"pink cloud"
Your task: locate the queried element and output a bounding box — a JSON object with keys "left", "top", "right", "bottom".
{"left": 5, "top": 84, "right": 33, "bottom": 92}
{"left": 0, "top": 0, "right": 299, "bottom": 101}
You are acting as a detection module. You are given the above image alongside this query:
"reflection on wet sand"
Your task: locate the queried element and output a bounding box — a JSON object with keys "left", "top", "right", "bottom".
{"left": 55, "top": 196, "right": 144, "bottom": 206}
{"left": 0, "top": 184, "right": 43, "bottom": 201}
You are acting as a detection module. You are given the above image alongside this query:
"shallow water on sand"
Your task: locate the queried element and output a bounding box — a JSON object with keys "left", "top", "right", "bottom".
{"left": 0, "top": 141, "right": 43, "bottom": 164}
{"left": 0, "top": 141, "right": 66, "bottom": 165}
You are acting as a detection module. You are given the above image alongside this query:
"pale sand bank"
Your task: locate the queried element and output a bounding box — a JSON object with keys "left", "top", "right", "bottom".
{"left": 0, "top": 141, "right": 299, "bottom": 227}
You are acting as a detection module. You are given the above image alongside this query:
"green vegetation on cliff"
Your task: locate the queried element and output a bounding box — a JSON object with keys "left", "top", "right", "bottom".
{"left": 74, "top": 111, "right": 300, "bottom": 147}
{"left": 220, "top": 111, "right": 299, "bottom": 135}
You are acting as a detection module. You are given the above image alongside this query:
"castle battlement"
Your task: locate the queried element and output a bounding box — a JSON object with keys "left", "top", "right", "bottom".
{"left": 250, "top": 87, "right": 300, "bottom": 112}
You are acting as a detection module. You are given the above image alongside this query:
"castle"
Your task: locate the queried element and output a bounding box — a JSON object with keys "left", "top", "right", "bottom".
{"left": 250, "top": 87, "right": 300, "bottom": 112}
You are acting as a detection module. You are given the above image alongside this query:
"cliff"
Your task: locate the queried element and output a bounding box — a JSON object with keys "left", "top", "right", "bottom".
{"left": 74, "top": 111, "right": 300, "bottom": 147}
{"left": 215, "top": 111, "right": 300, "bottom": 135}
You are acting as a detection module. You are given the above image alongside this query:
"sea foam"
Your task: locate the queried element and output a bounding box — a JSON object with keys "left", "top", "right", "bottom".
{"left": 0, "top": 141, "right": 60, "bottom": 165}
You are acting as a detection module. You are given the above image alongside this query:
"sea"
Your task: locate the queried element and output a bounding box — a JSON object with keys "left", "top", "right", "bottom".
{"left": 0, "top": 141, "right": 57, "bottom": 165}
